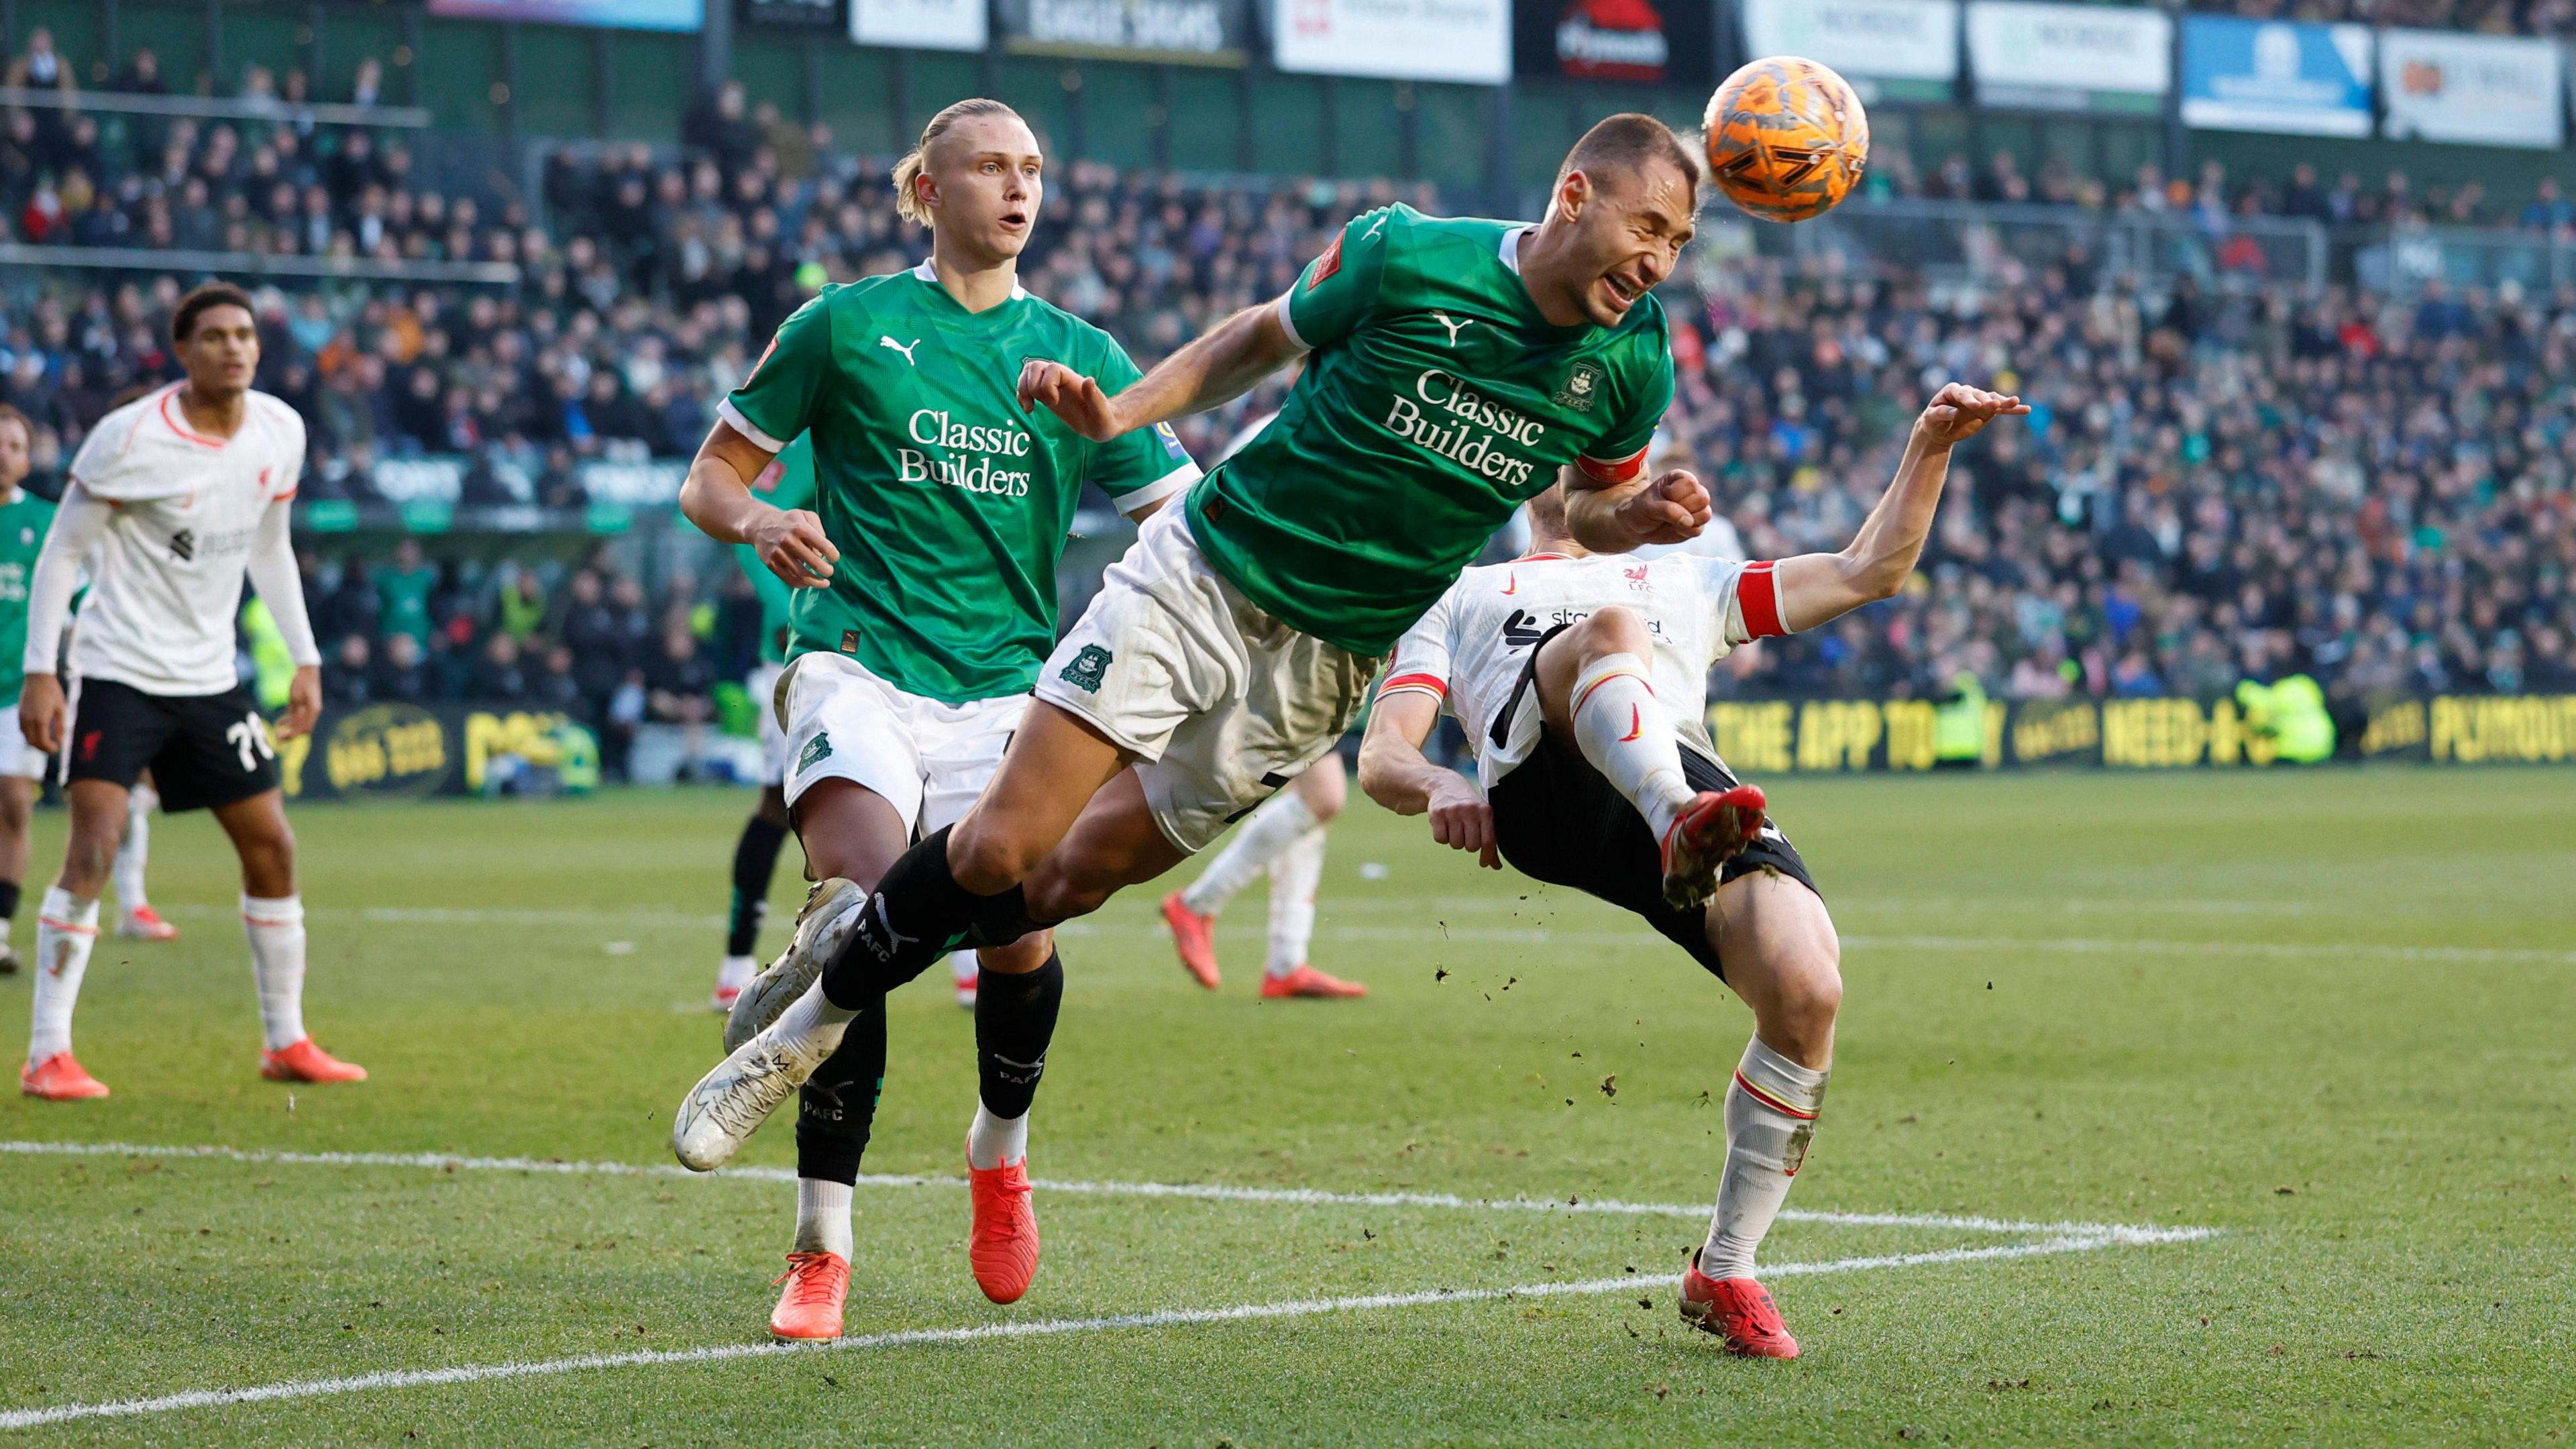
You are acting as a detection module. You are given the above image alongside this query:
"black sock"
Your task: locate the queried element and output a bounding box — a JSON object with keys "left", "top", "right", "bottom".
{"left": 794, "top": 999, "right": 887, "bottom": 1186}
{"left": 0, "top": 880, "right": 19, "bottom": 922}
{"left": 726, "top": 815, "right": 790, "bottom": 957}
{"left": 974, "top": 953, "right": 1063, "bottom": 1120}
{"left": 821, "top": 827, "right": 1044, "bottom": 1008}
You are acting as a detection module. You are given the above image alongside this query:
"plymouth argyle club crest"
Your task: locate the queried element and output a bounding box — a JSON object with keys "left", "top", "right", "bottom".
{"left": 1059, "top": 643, "right": 1112, "bottom": 693}
{"left": 1554, "top": 361, "right": 1604, "bottom": 412}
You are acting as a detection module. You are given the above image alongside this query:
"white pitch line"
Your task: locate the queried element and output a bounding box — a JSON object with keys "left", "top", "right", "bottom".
{"left": 0, "top": 1139, "right": 2198, "bottom": 1240}
{"left": 152, "top": 903, "right": 2570, "bottom": 964}
{"left": 0, "top": 1232, "right": 2208, "bottom": 1433}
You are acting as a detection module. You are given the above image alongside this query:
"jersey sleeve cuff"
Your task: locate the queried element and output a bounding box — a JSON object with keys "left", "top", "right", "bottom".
{"left": 1377, "top": 672, "right": 1448, "bottom": 700}
{"left": 1738, "top": 559, "right": 1787, "bottom": 639}
{"left": 1272, "top": 292, "right": 1310, "bottom": 354}
{"left": 1111, "top": 462, "right": 1200, "bottom": 516}
{"left": 715, "top": 399, "right": 792, "bottom": 455}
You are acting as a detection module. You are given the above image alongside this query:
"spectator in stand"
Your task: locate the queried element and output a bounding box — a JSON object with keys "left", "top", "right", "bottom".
{"left": 471, "top": 631, "right": 531, "bottom": 702}
{"left": 532, "top": 643, "right": 584, "bottom": 712}
{"left": 376, "top": 538, "right": 437, "bottom": 648}
{"left": 645, "top": 623, "right": 716, "bottom": 778}
{"left": 326, "top": 633, "right": 376, "bottom": 708}
{"left": 374, "top": 631, "right": 431, "bottom": 704}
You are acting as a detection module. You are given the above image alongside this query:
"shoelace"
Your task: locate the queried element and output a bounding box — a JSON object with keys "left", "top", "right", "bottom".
{"left": 696, "top": 1046, "right": 800, "bottom": 1138}
{"left": 772, "top": 1253, "right": 842, "bottom": 1303}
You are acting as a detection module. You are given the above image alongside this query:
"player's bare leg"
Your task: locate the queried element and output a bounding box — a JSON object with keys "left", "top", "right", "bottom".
{"left": 1678, "top": 871, "right": 1841, "bottom": 1358}
{"left": 210, "top": 788, "right": 362, "bottom": 1085}
{"left": 1536, "top": 607, "right": 1762, "bottom": 909}
{"left": 0, "top": 773, "right": 32, "bottom": 976}
{"left": 113, "top": 775, "right": 176, "bottom": 941}
{"left": 22, "top": 780, "right": 125, "bottom": 1099}
{"left": 713, "top": 784, "right": 793, "bottom": 1011}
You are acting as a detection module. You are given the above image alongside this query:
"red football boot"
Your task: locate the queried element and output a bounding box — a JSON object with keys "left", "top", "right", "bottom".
{"left": 769, "top": 1251, "right": 849, "bottom": 1340}
{"left": 967, "top": 1149, "right": 1040, "bottom": 1304}
{"left": 21, "top": 1052, "right": 109, "bottom": 1101}
{"left": 1659, "top": 784, "right": 1768, "bottom": 910}
{"left": 1160, "top": 892, "right": 1222, "bottom": 989}
{"left": 1679, "top": 1254, "right": 1801, "bottom": 1359}
{"left": 1258, "top": 964, "right": 1368, "bottom": 999}
{"left": 260, "top": 1038, "right": 368, "bottom": 1083}
{"left": 117, "top": 906, "right": 179, "bottom": 942}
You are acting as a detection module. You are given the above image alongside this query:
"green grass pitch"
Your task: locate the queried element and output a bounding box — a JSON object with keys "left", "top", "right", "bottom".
{"left": 0, "top": 767, "right": 2569, "bottom": 1445}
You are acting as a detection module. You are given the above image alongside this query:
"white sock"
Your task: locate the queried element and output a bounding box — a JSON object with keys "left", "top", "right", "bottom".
{"left": 1570, "top": 653, "right": 1693, "bottom": 843}
{"left": 1700, "top": 1036, "right": 1829, "bottom": 1279}
{"left": 792, "top": 1177, "right": 855, "bottom": 1258}
{"left": 28, "top": 889, "right": 100, "bottom": 1063}
{"left": 967, "top": 1102, "right": 1029, "bottom": 1171}
{"left": 776, "top": 980, "right": 857, "bottom": 1042}
{"left": 1265, "top": 828, "right": 1326, "bottom": 978}
{"left": 1180, "top": 790, "right": 1317, "bottom": 916}
{"left": 113, "top": 786, "right": 154, "bottom": 912}
{"left": 716, "top": 954, "right": 757, "bottom": 991}
{"left": 949, "top": 950, "right": 979, "bottom": 987}
{"left": 241, "top": 894, "right": 309, "bottom": 1051}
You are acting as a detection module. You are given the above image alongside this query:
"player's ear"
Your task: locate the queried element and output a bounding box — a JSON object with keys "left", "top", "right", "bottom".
{"left": 1556, "top": 170, "right": 1591, "bottom": 223}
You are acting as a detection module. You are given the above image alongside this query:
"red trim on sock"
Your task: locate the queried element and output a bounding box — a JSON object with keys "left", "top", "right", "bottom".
{"left": 38, "top": 916, "right": 98, "bottom": 936}
{"left": 1572, "top": 668, "right": 1649, "bottom": 716}
{"left": 241, "top": 914, "right": 299, "bottom": 928}
{"left": 1739, "top": 561, "right": 1786, "bottom": 639}
{"left": 1733, "top": 1070, "right": 1817, "bottom": 1121}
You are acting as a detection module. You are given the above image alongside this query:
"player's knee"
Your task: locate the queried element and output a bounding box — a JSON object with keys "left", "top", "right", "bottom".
{"left": 1572, "top": 604, "right": 1652, "bottom": 658}
{"left": 949, "top": 816, "right": 1043, "bottom": 895}
{"left": 977, "top": 930, "right": 1054, "bottom": 974}
{"left": 1298, "top": 763, "right": 1346, "bottom": 823}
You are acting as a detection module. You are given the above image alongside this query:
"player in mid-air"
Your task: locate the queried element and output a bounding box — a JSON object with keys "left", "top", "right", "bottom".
{"left": 17, "top": 282, "right": 360, "bottom": 1100}
{"left": 1358, "top": 379, "right": 2023, "bottom": 1356}
{"left": 673, "top": 113, "right": 1750, "bottom": 1202}
{"left": 675, "top": 98, "right": 1198, "bottom": 1340}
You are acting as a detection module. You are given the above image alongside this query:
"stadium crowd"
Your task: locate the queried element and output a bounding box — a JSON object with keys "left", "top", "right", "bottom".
{"left": 0, "top": 39, "right": 2564, "bottom": 773}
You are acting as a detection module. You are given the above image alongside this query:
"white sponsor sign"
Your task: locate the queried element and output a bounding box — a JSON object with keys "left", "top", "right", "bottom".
{"left": 2379, "top": 28, "right": 2562, "bottom": 148}
{"left": 1740, "top": 0, "right": 1960, "bottom": 83}
{"left": 1968, "top": 1, "right": 2169, "bottom": 107}
{"left": 851, "top": 0, "right": 987, "bottom": 51}
{"left": 1272, "top": 0, "right": 1511, "bottom": 84}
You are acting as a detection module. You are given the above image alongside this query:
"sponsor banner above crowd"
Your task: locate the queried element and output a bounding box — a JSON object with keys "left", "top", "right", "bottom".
{"left": 2379, "top": 27, "right": 2563, "bottom": 148}
{"left": 1738, "top": 0, "right": 1960, "bottom": 102}
{"left": 2180, "top": 15, "right": 2374, "bottom": 136}
{"left": 1966, "top": 0, "right": 2169, "bottom": 115}
{"left": 850, "top": 0, "right": 988, "bottom": 49}
{"left": 998, "top": 0, "right": 1250, "bottom": 64}
{"left": 1705, "top": 694, "right": 2576, "bottom": 773}
{"left": 1271, "top": 0, "right": 1513, "bottom": 83}
{"left": 1511, "top": 0, "right": 1711, "bottom": 89}
{"left": 426, "top": 0, "right": 703, "bottom": 29}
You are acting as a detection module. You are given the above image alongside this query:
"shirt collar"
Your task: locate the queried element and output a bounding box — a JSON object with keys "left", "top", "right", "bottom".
{"left": 914, "top": 258, "right": 1028, "bottom": 301}
{"left": 1498, "top": 225, "right": 1529, "bottom": 276}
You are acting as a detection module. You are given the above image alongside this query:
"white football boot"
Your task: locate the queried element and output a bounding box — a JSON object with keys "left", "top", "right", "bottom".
{"left": 724, "top": 877, "right": 866, "bottom": 1054}
{"left": 672, "top": 1002, "right": 848, "bottom": 1172}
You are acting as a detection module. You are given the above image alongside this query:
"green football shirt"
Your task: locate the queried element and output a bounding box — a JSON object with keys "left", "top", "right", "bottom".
{"left": 733, "top": 434, "right": 817, "bottom": 666}
{"left": 1189, "top": 205, "right": 1675, "bottom": 656}
{"left": 720, "top": 263, "right": 1198, "bottom": 704}
{"left": 0, "top": 488, "right": 56, "bottom": 706}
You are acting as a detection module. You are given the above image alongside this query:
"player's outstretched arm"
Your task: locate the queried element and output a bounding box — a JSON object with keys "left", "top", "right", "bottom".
{"left": 681, "top": 420, "right": 838, "bottom": 590}
{"left": 1771, "top": 382, "right": 2027, "bottom": 634}
{"left": 17, "top": 481, "right": 110, "bottom": 755}
{"left": 1018, "top": 299, "right": 1303, "bottom": 443}
{"left": 1357, "top": 691, "right": 1501, "bottom": 870}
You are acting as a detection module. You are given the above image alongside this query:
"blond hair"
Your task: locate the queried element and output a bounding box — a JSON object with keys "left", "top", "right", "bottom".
{"left": 891, "top": 98, "right": 1024, "bottom": 227}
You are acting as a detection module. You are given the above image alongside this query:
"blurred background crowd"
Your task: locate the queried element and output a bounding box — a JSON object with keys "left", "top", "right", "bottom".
{"left": 0, "top": 23, "right": 2569, "bottom": 778}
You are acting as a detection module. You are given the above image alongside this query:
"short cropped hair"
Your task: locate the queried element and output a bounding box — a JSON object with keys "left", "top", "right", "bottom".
{"left": 0, "top": 404, "right": 29, "bottom": 449}
{"left": 1558, "top": 113, "right": 1701, "bottom": 207}
{"left": 172, "top": 281, "right": 256, "bottom": 343}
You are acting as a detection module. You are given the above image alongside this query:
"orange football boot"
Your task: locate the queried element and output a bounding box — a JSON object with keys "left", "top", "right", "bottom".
{"left": 21, "top": 1052, "right": 109, "bottom": 1100}
{"left": 967, "top": 1150, "right": 1040, "bottom": 1304}
{"left": 769, "top": 1251, "right": 849, "bottom": 1340}
{"left": 1659, "top": 784, "right": 1768, "bottom": 910}
{"left": 117, "top": 906, "right": 179, "bottom": 942}
{"left": 1259, "top": 964, "right": 1368, "bottom": 999}
{"left": 260, "top": 1039, "right": 368, "bottom": 1083}
{"left": 1160, "top": 893, "right": 1222, "bottom": 989}
{"left": 1679, "top": 1254, "right": 1801, "bottom": 1359}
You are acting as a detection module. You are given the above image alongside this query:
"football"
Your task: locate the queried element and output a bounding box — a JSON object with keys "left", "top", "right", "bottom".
{"left": 1703, "top": 55, "right": 1870, "bottom": 223}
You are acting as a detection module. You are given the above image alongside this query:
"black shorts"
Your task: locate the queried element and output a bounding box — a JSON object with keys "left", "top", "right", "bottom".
{"left": 1489, "top": 733, "right": 1817, "bottom": 984}
{"left": 66, "top": 677, "right": 282, "bottom": 812}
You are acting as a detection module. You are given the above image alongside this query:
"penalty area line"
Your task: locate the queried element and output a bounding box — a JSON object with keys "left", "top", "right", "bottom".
{"left": 0, "top": 1232, "right": 2194, "bottom": 1432}
{"left": 0, "top": 1139, "right": 2210, "bottom": 1242}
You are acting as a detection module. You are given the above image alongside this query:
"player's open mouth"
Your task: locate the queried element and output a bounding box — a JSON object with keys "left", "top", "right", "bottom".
{"left": 999, "top": 211, "right": 1030, "bottom": 231}
{"left": 1601, "top": 272, "right": 1643, "bottom": 307}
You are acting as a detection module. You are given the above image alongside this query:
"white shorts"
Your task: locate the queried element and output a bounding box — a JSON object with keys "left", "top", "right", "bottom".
{"left": 775, "top": 651, "right": 1026, "bottom": 836}
{"left": 0, "top": 706, "right": 43, "bottom": 782}
{"left": 750, "top": 661, "right": 790, "bottom": 788}
{"left": 1034, "top": 506, "right": 1378, "bottom": 853}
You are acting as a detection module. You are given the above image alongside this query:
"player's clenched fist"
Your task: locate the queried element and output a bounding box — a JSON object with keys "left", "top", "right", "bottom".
{"left": 1426, "top": 775, "right": 1501, "bottom": 871}
{"left": 1916, "top": 383, "right": 2030, "bottom": 446}
{"left": 1615, "top": 469, "right": 1713, "bottom": 546}
{"left": 751, "top": 506, "right": 839, "bottom": 588}
{"left": 1017, "top": 359, "right": 1122, "bottom": 441}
